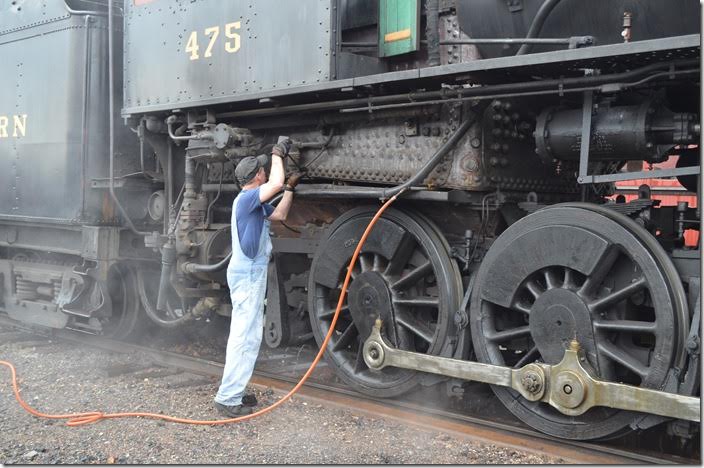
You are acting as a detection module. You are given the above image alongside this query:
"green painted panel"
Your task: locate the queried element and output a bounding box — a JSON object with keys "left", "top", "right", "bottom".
{"left": 378, "top": 0, "right": 420, "bottom": 57}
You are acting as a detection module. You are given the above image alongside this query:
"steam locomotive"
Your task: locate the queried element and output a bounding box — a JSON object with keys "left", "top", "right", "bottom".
{"left": 0, "top": 0, "right": 700, "bottom": 441}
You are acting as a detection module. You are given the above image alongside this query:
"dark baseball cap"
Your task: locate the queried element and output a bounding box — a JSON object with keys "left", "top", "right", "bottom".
{"left": 235, "top": 154, "right": 268, "bottom": 185}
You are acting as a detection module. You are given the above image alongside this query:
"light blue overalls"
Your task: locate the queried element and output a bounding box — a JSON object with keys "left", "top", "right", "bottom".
{"left": 214, "top": 193, "right": 272, "bottom": 407}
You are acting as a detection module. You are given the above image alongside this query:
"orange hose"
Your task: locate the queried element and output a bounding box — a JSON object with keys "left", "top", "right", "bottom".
{"left": 0, "top": 192, "right": 403, "bottom": 427}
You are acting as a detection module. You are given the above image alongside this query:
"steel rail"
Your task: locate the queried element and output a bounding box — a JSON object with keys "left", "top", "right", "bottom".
{"left": 0, "top": 316, "right": 694, "bottom": 465}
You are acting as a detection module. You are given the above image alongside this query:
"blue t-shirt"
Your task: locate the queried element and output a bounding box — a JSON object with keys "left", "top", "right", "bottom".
{"left": 235, "top": 187, "right": 275, "bottom": 259}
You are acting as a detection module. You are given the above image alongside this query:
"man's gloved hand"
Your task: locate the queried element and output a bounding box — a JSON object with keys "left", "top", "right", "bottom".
{"left": 285, "top": 172, "right": 302, "bottom": 191}
{"left": 272, "top": 139, "right": 292, "bottom": 158}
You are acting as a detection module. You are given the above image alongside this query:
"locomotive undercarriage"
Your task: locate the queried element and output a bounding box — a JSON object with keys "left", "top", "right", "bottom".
{"left": 116, "top": 66, "right": 697, "bottom": 439}
{"left": 0, "top": 248, "right": 142, "bottom": 340}
{"left": 0, "top": 60, "right": 699, "bottom": 441}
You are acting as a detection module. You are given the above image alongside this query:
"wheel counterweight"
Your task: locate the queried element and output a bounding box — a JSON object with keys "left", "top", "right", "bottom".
{"left": 308, "top": 207, "right": 462, "bottom": 397}
{"left": 469, "top": 204, "right": 687, "bottom": 440}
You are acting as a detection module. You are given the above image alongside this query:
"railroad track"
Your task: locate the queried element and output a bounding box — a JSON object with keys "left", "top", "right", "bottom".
{"left": 0, "top": 316, "right": 697, "bottom": 465}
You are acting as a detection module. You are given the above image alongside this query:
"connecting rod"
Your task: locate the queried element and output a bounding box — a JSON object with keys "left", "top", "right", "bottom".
{"left": 362, "top": 320, "right": 700, "bottom": 422}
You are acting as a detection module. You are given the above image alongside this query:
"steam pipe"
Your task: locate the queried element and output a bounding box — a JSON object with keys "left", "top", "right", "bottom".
{"left": 297, "top": 130, "right": 335, "bottom": 149}
{"left": 165, "top": 139, "right": 173, "bottom": 235}
{"left": 182, "top": 252, "right": 232, "bottom": 274}
{"left": 184, "top": 157, "right": 196, "bottom": 196}
{"left": 441, "top": 36, "right": 592, "bottom": 46}
{"left": 516, "top": 0, "right": 563, "bottom": 55}
{"left": 167, "top": 120, "right": 195, "bottom": 141}
{"left": 64, "top": 2, "right": 113, "bottom": 16}
{"left": 107, "top": 0, "right": 150, "bottom": 236}
{"left": 156, "top": 241, "right": 176, "bottom": 311}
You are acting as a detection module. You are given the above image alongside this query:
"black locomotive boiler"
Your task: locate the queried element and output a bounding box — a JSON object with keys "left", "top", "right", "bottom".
{"left": 0, "top": 0, "right": 700, "bottom": 441}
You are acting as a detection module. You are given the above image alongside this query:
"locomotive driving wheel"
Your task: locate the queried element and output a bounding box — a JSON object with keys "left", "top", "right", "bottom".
{"left": 308, "top": 207, "right": 462, "bottom": 397}
{"left": 101, "top": 263, "right": 142, "bottom": 340}
{"left": 470, "top": 203, "right": 688, "bottom": 440}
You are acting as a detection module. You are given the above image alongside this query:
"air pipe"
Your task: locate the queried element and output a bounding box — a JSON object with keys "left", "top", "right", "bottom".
{"left": 516, "top": 0, "right": 563, "bottom": 55}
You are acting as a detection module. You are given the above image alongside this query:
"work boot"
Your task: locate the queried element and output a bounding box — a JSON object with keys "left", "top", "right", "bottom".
{"left": 242, "top": 393, "right": 258, "bottom": 407}
{"left": 214, "top": 401, "right": 253, "bottom": 417}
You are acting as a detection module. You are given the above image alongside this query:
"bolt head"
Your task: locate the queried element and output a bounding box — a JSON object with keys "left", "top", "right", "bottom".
{"left": 520, "top": 371, "right": 543, "bottom": 394}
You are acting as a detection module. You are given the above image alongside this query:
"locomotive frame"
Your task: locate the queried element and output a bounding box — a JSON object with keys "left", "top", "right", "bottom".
{"left": 0, "top": 0, "right": 700, "bottom": 441}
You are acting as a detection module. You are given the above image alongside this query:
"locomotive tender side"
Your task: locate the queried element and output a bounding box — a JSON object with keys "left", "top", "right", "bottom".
{"left": 0, "top": 0, "right": 700, "bottom": 442}
{"left": 0, "top": 1, "right": 110, "bottom": 222}
{"left": 0, "top": 1, "right": 153, "bottom": 337}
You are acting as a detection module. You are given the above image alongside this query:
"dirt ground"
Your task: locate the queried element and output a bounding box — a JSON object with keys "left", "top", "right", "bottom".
{"left": 0, "top": 334, "right": 564, "bottom": 464}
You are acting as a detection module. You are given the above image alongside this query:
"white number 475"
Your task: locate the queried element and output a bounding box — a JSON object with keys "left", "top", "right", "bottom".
{"left": 185, "top": 21, "right": 241, "bottom": 61}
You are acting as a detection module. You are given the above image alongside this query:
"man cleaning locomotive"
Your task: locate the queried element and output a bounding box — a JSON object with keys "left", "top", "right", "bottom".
{"left": 214, "top": 139, "right": 301, "bottom": 417}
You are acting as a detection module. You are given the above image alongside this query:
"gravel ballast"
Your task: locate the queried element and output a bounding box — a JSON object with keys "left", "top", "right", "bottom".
{"left": 0, "top": 334, "right": 563, "bottom": 464}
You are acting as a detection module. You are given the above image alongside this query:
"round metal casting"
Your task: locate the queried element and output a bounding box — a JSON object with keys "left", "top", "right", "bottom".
{"left": 469, "top": 204, "right": 686, "bottom": 440}
{"left": 308, "top": 207, "right": 462, "bottom": 398}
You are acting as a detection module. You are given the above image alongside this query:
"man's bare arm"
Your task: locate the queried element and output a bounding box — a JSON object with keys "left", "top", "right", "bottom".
{"left": 259, "top": 151, "right": 286, "bottom": 202}
{"left": 268, "top": 190, "right": 293, "bottom": 221}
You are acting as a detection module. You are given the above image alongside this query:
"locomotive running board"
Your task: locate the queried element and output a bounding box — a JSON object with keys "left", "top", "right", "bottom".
{"left": 362, "top": 320, "right": 700, "bottom": 423}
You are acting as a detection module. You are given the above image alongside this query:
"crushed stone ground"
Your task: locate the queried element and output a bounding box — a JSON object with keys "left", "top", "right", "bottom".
{"left": 0, "top": 336, "right": 563, "bottom": 464}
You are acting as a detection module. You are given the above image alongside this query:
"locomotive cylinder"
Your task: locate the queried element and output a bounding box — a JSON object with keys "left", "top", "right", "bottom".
{"left": 534, "top": 102, "right": 699, "bottom": 163}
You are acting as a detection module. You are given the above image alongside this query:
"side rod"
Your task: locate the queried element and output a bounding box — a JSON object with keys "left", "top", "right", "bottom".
{"left": 363, "top": 320, "right": 700, "bottom": 423}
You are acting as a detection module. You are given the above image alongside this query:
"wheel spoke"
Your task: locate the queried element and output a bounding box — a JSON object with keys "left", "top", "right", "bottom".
{"left": 359, "top": 254, "right": 373, "bottom": 272}
{"left": 392, "top": 296, "right": 440, "bottom": 308}
{"left": 486, "top": 325, "right": 531, "bottom": 343}
{"left": 373, "top": 254, "right": 384, "bottom": 272}
{"left": 511, "top": 301, "right": 532, "bottom": 315}
{"left": 514, "top": 346, "right": 539, "bottom": 368}
{"left": 524, "top": 280, "right": 543, "bottom": 300}
{"left": 593, "top": 319, "right": 657, "bottom": 333}
{"left": 579, "top": 247, "right": 620, "bottom": 298}
{"left": 544, "top": 269, "right": 560, "bottom": 290}
{"left": 383, "top": 235, "right": 417, "bottom": 276}
{"left": 589, "top": 277, "right": 648, "bottom": 312}
{"left": 563, "top": 268, "right": 575, "bottom": 289}
{"left": 332, "top": 322, "right": 358, "bottom": 352}
{"left": 390, "top": 260, "right": 432, "bottom": 292}
{"left": 319, "top": 304, "right": 349, "bottom": 321}
{"left": 597, "top": 341, "right": 648, "bottom": 378}
{"left": 353, "top": 345, "right": 367, "bottom": 373}
{"left": 394, "top": 310, "right": 434, "bottom": 343}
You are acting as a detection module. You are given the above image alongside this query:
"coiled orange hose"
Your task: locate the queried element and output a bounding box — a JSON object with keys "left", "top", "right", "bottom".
{"left": 0, "top": 192, "right": 403, "bottom": 426}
